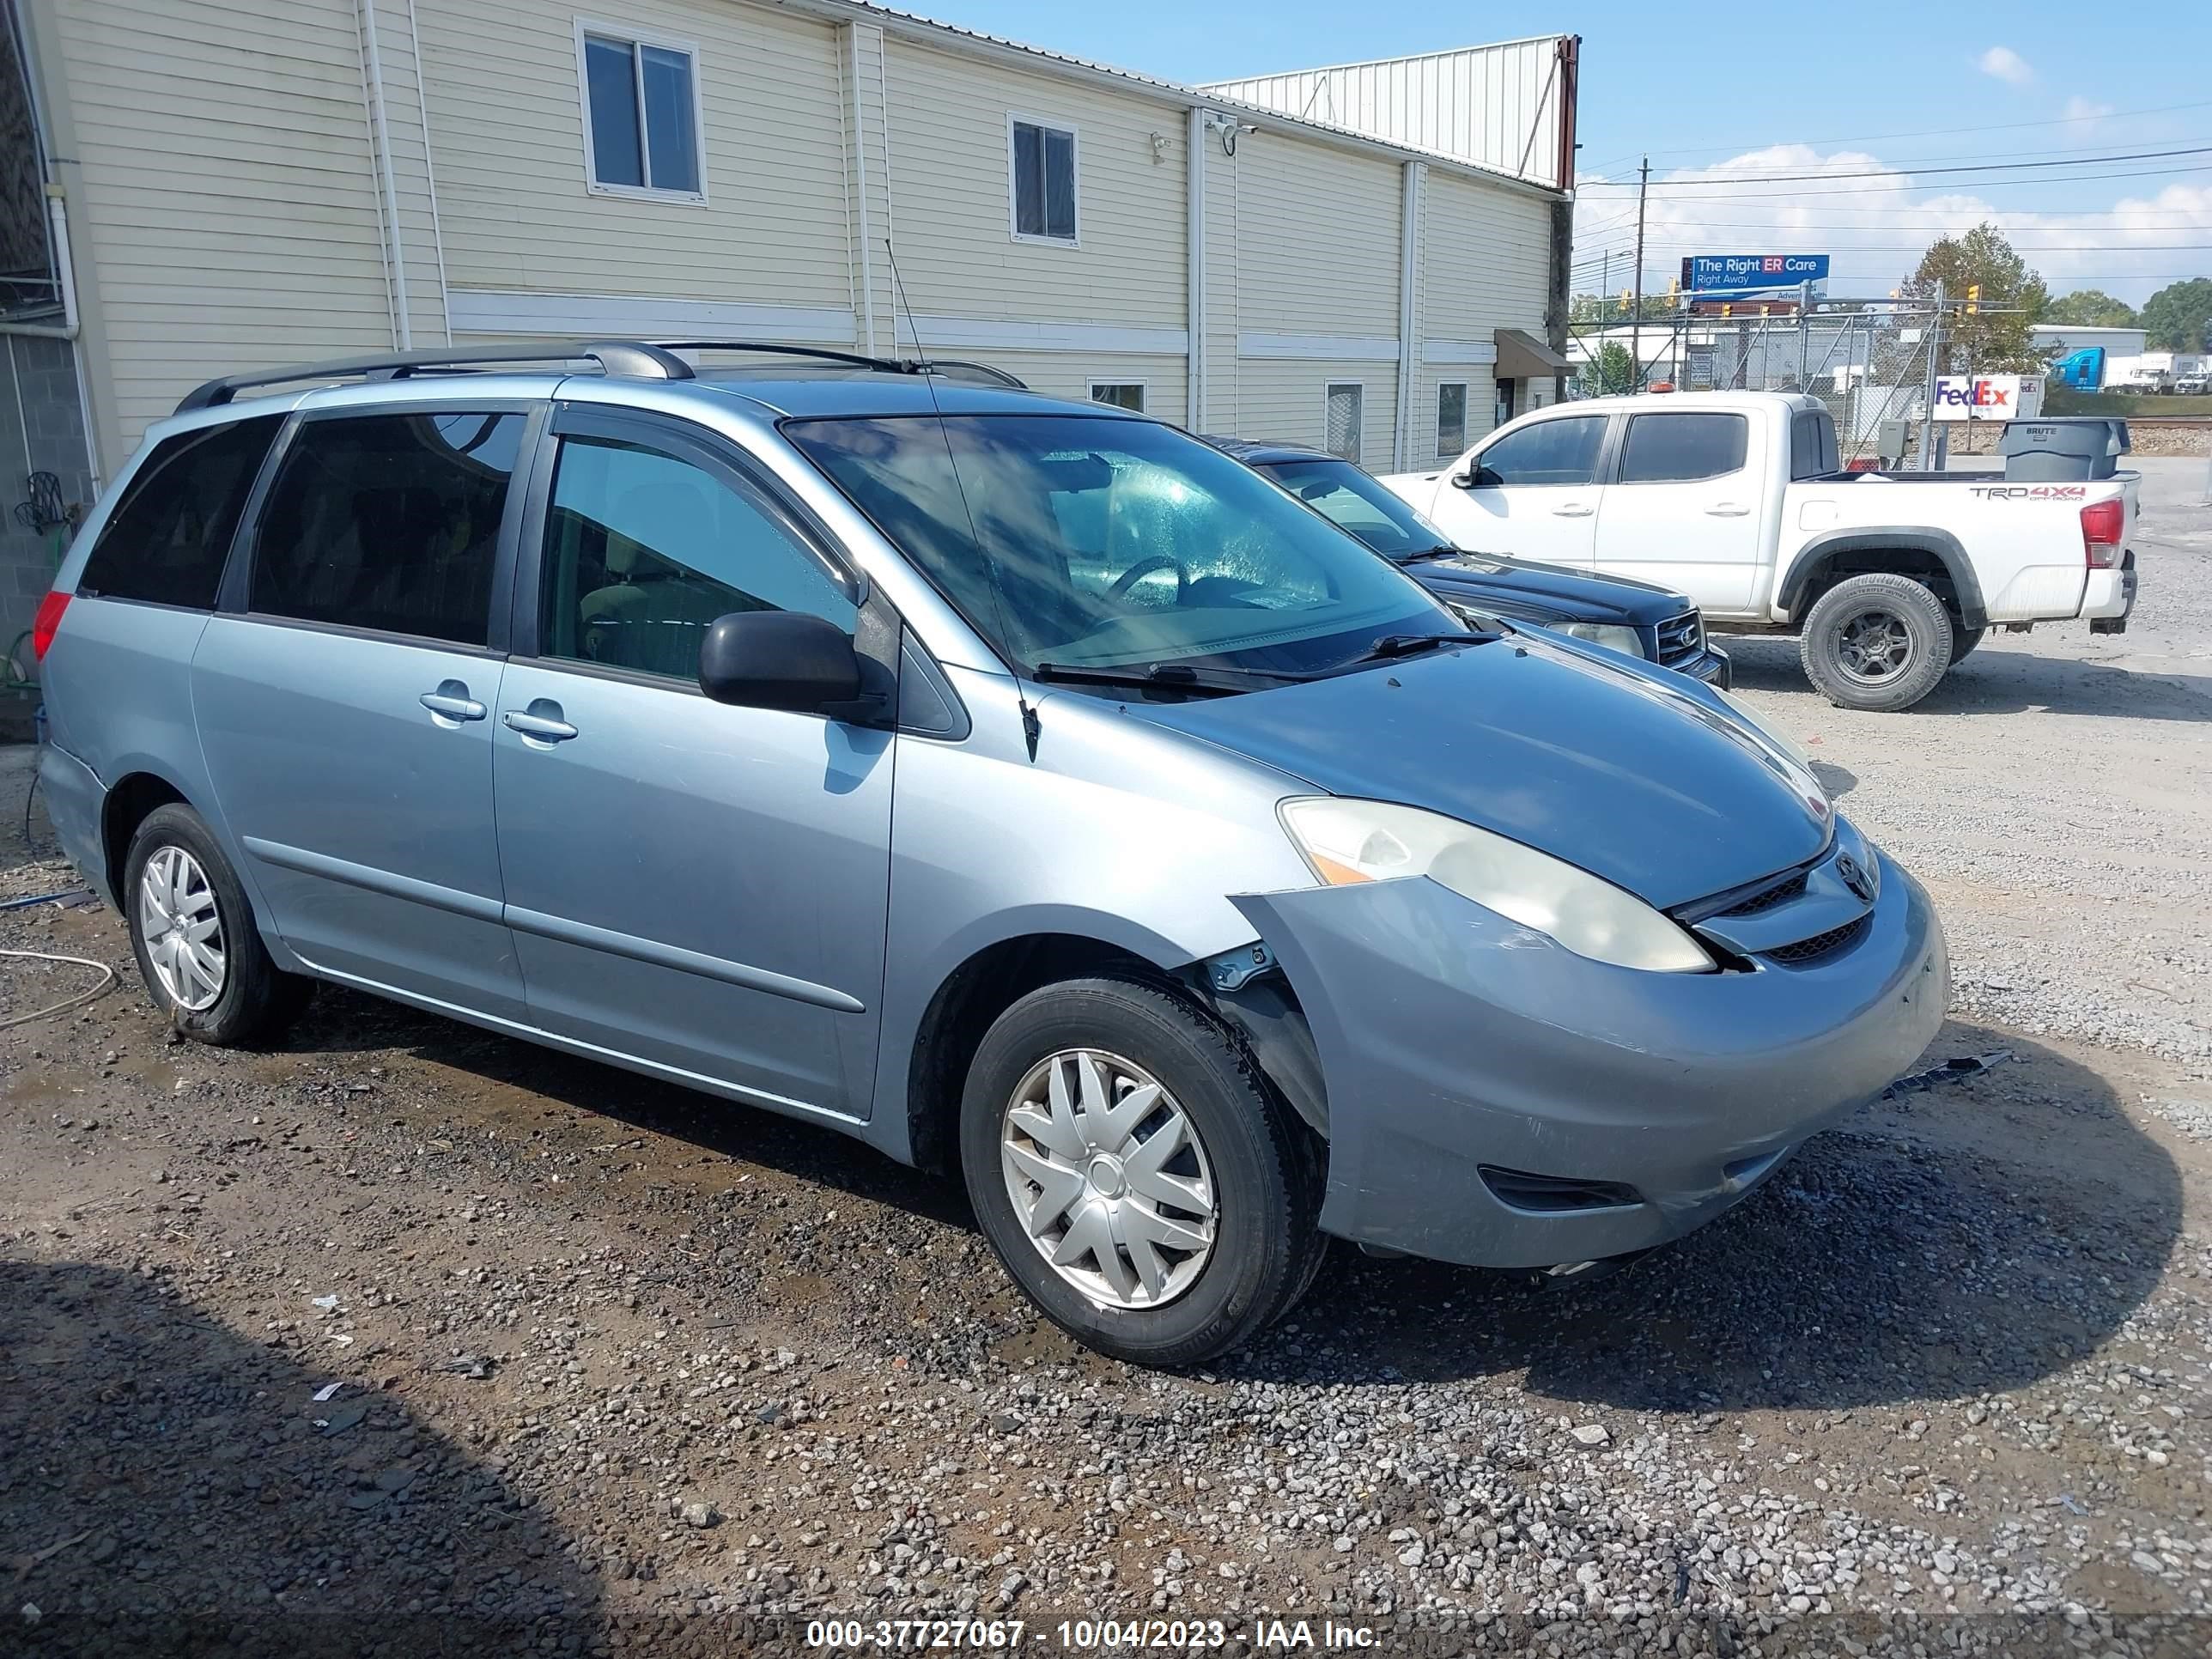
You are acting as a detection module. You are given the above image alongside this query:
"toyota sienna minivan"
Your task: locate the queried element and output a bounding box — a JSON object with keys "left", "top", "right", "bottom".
{"left": 33, "top": 342, "right": 1948, "bottom": 1365}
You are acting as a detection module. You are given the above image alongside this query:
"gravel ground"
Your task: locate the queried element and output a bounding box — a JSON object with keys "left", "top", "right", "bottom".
{"left": 3, "top": 459, "right": 2209, "bottom": 1657}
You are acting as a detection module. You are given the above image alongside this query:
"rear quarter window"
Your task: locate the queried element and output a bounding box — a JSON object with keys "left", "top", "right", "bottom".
{"left": 1617, "top": 412, "right": 1748, "bottom": 483}
{"left": 76, "top": 416, "right": 283, "bottom": 608}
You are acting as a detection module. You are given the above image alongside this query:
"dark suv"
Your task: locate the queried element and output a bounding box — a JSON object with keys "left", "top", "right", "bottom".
{"left": 1207, "top": 437, "right": 1730, "bottom": 686}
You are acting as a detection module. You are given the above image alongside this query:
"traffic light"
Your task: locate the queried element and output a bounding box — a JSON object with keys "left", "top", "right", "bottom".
{"left": 1719, "top": 302, "right": 1733, "bottom": 319}
{"left": 1966, "top": 284, "right": 1981, "bottom": 314}
{"left": 1620, "top": 289, "right": 1632, "bottom": 314}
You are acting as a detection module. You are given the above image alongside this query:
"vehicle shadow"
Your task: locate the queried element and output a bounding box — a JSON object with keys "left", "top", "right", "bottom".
{"left": 0, "top": 1258, "right": 604, "bottom": 1656}
{"left": 1720, "top": 635, "right": 2212, "bottom": 721}
{"left": 1233, "top": 1022, "right": 2180, "bottom": 1409}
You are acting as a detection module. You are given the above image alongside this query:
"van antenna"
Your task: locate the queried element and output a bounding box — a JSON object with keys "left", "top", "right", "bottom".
{"left": 885, "top": 238, "right": 1042, "bottom": 761}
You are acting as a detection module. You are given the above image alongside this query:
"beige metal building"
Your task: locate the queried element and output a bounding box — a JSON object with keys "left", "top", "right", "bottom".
{"left": 1, "top": 0, "right": 1577, "bottom": 655}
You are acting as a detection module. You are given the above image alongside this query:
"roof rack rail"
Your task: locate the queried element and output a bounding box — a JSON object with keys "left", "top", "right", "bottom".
{"left": 173, "top": 340, "right": 693, "bottom": 416}
{"left": 651, "top": 340, "right": 1028, "bottom": 391}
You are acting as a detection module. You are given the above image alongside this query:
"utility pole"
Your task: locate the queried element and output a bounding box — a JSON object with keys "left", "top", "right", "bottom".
{"left": 1919, "top": 281, "right": 1945, "bottom": 472}
{"left": 1629, "top": 156, "right": 1649, "bottom": 392}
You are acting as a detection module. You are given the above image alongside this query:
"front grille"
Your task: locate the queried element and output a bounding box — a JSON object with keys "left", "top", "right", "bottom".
{"left": 1721, "top": 871, "right": 1808, "bottom": 917}
{"left": 1765, "top": 915, "right": 1872, "bottom": 964}
{"left": 1655, "top": 610, "right": 1704, "bottom": 665}
{"left": 1480, "top": 1166, "right": 1643, "bottom": 1214}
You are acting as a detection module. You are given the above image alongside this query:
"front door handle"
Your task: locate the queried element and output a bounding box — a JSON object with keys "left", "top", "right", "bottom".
{"left": 1551, "top": 502, "right": 1594, "bottom": 518}
{"left": 1705, "top": 502, "right": 1750, "bottom": 517}
{"left": 420, "top": 681, "right": 487, "bottom": 722}
{"left": 502, "top": 702, "right": 579, "bottom": 743}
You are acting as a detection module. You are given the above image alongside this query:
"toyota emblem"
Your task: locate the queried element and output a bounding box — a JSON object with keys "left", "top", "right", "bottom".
{"left": 1836, "top": 853, "right": 1875, "bottom": 902}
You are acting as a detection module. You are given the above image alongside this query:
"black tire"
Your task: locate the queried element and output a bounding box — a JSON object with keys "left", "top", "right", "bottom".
{"left": 959, "top": 977, "right": 1323, "bottom": 1367}
{"left": 1948, "top": 625, "right": 1986, "bottom": 665}
{"left": 122, "top": 803, "right": 312, "bottom": 1046}
{"left": 1799, "top": 572, "right": 1954, "bottom": 713}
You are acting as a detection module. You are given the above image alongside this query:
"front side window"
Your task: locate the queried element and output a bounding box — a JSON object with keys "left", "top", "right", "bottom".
{"left": 250, "top": 411, "right": 525, "bottom": 647}
{"left": 1261, "top": 459, "right": 1449, "bottom": 560}
{"left": 581, "top": 28, "right": 701, "bottom": 197}
{"left": 1090, "top": 382, "right": 1145, "bottom": 412}
{"left": 1325, "top": 384, "right": 1364, "bottom": 462}
{"left": 1436, "top": 382, "right": 1468, "bottom": 458}
{"left": 77, "top": 416, "right": 282, "bottom": 608}
{"left": 787, "top": 414, "right": 1451, "bottom": 681}
{"left": 1010, "top": 118, "right": 1077, "bottom": 242}
{"left": 540, "top": 434, "right": 855, "bottom": 681}
{"left": 1473, "top": 415, "right": 1604, "bottom": 487}
{"left": 1618, "top": 412, "right": 1749, "bottom": 483}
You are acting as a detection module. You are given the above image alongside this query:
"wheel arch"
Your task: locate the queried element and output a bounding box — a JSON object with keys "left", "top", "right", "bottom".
{"left": 100, "top": 769, "right": 193, "bottom": 905}
{"left": 1777, "top": 528, "right": 1986, "bottom": 631}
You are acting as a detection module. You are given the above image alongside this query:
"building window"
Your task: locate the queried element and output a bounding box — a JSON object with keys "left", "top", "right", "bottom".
{"left": 1090, "top": 382, "right": 1146, "bottom": 412}
{"left": 1324, "top": 383, "right": 1364, "bottom": 463}
{"left": 1436, "top": 382, "right": 1468, "bottom": 458}
{"left": 578, "top": 23, "right": 702, "bottom": 198}
{"left": 1010, "top": 116, "right": 1078, "bottom": 244}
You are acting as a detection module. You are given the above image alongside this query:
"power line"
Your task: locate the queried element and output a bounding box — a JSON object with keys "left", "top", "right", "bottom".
{"left": 1609, "top": 98, "right": 2212, "bottom": 164}
{"left": 1587, "top": 162, "right": 2212, "bottom": 202}
{"left": 1578, "top": 143, "right": 2212, "bottom": 188}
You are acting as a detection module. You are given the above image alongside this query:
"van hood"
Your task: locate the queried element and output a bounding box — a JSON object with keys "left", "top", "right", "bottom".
{"left": 1411, "top": 553, "right": 1688, "bottom": 627}
{"left": 1128, "top": 636, "right": 1831, "bottom": 911}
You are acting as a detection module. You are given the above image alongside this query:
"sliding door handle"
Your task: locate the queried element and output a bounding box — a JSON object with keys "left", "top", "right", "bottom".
{"left": 502, "top": 708, "right": 578, "bottom": 742}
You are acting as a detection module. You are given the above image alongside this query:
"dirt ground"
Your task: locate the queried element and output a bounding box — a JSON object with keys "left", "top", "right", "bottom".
{"left": 3, "top": 460, "right": 2209, "bottom": 1657}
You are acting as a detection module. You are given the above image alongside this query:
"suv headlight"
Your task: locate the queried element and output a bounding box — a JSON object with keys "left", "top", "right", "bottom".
{"left": 1562, "top": 622, "right": 1647, "bottom": 659}
{"left": 1279, "top": 798, "right": 1714, "bottom": 973}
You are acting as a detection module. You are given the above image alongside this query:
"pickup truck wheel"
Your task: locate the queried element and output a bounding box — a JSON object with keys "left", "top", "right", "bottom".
{"left": 960, "top": 977, "right": 1323, "bottom": 1368}
{"left": 1948, "top": 626, "right": 1986, "bottom": 665}
{"left": 1800, "top": 574, "right": 1954, "bottom": 712}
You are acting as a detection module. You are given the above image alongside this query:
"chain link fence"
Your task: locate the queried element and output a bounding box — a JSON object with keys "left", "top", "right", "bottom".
{"left": 1570, "top": 304, "right": 1950, "bottom": 463}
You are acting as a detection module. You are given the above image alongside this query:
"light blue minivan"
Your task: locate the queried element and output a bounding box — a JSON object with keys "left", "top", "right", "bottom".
{"left": 33, "top": 342, "right": 1946, "bottom": 1365}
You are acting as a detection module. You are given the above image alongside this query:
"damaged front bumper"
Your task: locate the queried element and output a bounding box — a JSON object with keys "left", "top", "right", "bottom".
{"left": 1231, "top": 851, "right": 1947, "bottom": 1270}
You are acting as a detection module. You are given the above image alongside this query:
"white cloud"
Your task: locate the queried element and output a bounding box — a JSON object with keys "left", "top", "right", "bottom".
{"left": 1573, "top": 147, "right": 2199, "bottom": 307}
{"left": 1977, "top": 46, "right": 2034, "bottom": 86}
{"left": 2061, "top": 94, "right": 2113, "bottom": 131}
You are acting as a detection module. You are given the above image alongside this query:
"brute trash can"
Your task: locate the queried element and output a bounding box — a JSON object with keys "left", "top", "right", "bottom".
{"left": 1998, "top": 416, "right": 2130, "bottom": 482}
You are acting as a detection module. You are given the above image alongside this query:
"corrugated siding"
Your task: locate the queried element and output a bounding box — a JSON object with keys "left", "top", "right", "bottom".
{"left": 418, "top": 0, "right": 850, "bottom": 305}
{"left": 1205, "top": 38, "right": 1565, "bottom": 187}
{"left": 54, "top": 0, "right": 396, "bottom": 443}
{"left": 882, "top": 36, "right": 1185, "bottom": 328}
{"left": 1419, "top": 169, "right": 1550, "bottom": 451}
{"left": 1229, "top": 362, "right": 1398, "bottom": 463}
{"left": 955, "top": 350, "right": 1187, "bottom": 427}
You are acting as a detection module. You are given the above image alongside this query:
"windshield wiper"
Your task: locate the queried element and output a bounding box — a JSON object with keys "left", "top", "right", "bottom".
{"left": 1391, "top": 544, "right": 1463, "bottom": 565}
{"left": 1338, "top": 630, "right": 1502, "bottom": 668}
{"left": 1030, "top": 660, "right": 1287, "bottom": 696}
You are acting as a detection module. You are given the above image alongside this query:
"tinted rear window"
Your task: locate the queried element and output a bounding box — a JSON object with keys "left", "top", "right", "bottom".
{"left": 76, "top": 416, "right": 281, "bottom": 608}
{"left": 1618, "top": 413, "right": 1748, "bottom": 483}
{"left": 249, "top": 411, "right": 525, "bottom": 647}
{"left": 1791, "top": 410, "right": 1841, "bottom": 478}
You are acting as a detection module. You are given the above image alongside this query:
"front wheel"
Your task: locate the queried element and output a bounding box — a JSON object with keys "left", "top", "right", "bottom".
{"left": 1799, "top": 573, "right": 1954, "bottom": 712}
{"left": 959, "top": 978, "right": 1322, "bottom": 1367}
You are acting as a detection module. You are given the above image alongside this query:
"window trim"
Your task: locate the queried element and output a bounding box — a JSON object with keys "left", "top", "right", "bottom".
{"left": 1613, "top": 410, "right": 1751, "bottom": 487}
{"left": 574, "top": 16, "right": 708, "bottom": 205}
{"left": 1088, "top": 380, "right": 1146, "bottom": 412}
{"left": 1006, "top": 112, "right": 1080, "bottom": 247}
{"left": 1323, "top": 380, "right": 1366, "bottom": 464}
{"left": 1435, "top": 380, "right": 1468, "bottom": 459}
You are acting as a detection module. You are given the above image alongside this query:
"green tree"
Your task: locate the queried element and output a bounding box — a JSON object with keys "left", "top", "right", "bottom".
{"left": 2141, "top": 278, "right": 2212, "bottom": 352}
{"left": 1585, "top": 340, "right": 1637, "bottom": 394}
{"left": 1899, "top": 223, "right": 2050, "bottom": 372}
{"left": 2043, "top": 289, "right": 2139, "bottom": 328}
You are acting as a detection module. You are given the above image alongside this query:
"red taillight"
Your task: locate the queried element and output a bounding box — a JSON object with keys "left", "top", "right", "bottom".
{"left": 2081, "top": 499, "right": 2125, "bottom": 569}
{"left": 31, "top": 588, "right": 70, "bottom": 662}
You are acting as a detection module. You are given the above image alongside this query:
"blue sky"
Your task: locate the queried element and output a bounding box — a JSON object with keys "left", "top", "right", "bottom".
{"left": 904, "top": 1, "right": 2212, "bottom": 303}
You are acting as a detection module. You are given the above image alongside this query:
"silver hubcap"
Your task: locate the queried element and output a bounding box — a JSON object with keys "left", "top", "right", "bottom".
{"left": 137, "top": 845, "right": 226, "bottom": 1012}
{"left": 1000, "top": 1048, "right": 1218, "bottom": 1311}
{"left": 1837, "top": 610, "right": 1913, "bottom": 682}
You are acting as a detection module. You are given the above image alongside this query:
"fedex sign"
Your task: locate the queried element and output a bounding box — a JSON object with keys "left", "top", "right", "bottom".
{"left": 1933, "top": 374, "right": 2045, "bottom": 421}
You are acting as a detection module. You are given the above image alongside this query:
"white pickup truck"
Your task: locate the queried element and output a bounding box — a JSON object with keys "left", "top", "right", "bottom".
{"left": 1378, "top": 391, "right": 2138, "bottom": 711}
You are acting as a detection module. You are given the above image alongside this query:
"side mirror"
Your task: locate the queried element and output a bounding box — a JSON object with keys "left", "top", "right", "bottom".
{"left": 698, "top": 610, "right": 862, "bottom": 714}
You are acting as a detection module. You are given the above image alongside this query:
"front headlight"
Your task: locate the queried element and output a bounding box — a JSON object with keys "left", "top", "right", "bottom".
{"left": 1279, "top": 798, "right": 1715, "bottom": 973}
{"left": 1561, "top": 622, "right": 1648, "bottom": 659}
